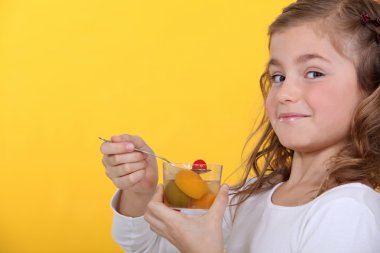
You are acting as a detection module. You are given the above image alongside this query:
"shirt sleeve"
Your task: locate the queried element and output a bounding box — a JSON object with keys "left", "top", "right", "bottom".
{"left": 110, "top": 190, "right": 179, "bottom": 253}
{"left": 298, "top": 198, "right": 380, "bottom": 253}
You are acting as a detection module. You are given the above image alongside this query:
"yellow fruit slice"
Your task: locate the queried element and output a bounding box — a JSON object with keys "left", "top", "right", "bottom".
{"left": 174, "top": 170, "right": 208, "bottom": 199}
{"left": 191, "top": 192, "right": 217, "bottom": 209}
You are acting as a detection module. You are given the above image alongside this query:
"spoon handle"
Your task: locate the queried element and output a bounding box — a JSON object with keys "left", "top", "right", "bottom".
{"left": 98, "top": 137, "right": 172, "bottom": 164}
{"left": 135, "top": 149, "right": 172, "bottom": 164}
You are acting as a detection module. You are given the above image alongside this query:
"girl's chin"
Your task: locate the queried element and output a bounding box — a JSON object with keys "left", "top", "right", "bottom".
{"left": 278, "top": 139, "right": 315, "bottom": 152}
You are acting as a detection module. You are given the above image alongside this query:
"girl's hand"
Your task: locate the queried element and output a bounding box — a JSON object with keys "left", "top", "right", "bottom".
{"left": 144, "top": 184, "right": 229, "bottom": 253}
{"left": 100, "top": 134, "right": 158, "bottom": 194}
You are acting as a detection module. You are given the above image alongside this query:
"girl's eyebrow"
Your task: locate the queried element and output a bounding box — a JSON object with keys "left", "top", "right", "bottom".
{"left": 295, "top": 53, "right": 332, "bottom": 64}
{"left": 268, "top": 53, "right": 332, "bottom": 67}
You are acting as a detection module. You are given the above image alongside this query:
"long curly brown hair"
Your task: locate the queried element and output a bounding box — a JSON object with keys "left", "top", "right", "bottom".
{"left": 231, "top": 0, "right": 380, "bottom": 208}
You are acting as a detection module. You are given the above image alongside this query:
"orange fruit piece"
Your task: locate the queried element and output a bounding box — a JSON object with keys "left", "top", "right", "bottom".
{"left": 174, "top": 170, "right": 208, "bottom": 199}
{"left": 191, "top": 192, "right": 216, "bottom": 209}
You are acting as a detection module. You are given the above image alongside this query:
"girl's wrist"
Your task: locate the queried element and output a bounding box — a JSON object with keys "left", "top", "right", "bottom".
{"left": 117, "top": 189, "right": 155, "bottom": 217}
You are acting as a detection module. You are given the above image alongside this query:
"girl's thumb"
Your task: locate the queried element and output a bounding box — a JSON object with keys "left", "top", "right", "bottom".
{"left": 151, "top": 184, "right": 164, "bottom": 202}
{"left": 208, "top": 184, "right": 229, "bottom": 219}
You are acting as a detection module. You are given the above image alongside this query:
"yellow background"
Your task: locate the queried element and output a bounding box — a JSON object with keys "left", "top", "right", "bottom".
{"left": 0, "top": 0, "right": 292, "bottom": 252}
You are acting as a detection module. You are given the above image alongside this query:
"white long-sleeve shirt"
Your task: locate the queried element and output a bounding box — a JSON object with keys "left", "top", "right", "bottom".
{"left": 111, "top": 182, "right": 380, "bottom": 253}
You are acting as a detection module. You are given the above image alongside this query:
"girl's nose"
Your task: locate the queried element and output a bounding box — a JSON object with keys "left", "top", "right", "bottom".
{"left": 276, "top": 77, "right": 301, "bottom": 103}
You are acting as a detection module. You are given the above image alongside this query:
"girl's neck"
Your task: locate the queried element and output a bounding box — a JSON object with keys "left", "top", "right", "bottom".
{"left": 285, "top": 144, "right": 346, "bottom": 188}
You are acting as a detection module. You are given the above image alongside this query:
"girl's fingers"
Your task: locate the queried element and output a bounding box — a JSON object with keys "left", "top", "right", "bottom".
{"left": 207, "top": 184, "right": 229, "bottom": 221}
{"left": 144, "top": 211, "right": 167, "bottom": 235}
{"left": 144, "top": 213, "right": 178, "bottom": 245}
{"left": 106, "top": 160, "right": 147, "bottom": 178}
{"left": 100, "top": 141, "right": 135, "bottom": 155}
{"left": 112, "top": 169, "right": 146, "bottom": 189}
{"left": 144, "top": 186, "right": 167, "bottom": 221}
{"left": 105, "top": 151, "right": 145, "bottom": 166}
{"left": 146, "top": 186, "right": 180, "bottom": 221}
{"left": 111, "top": 134, "right": 148, "bottom": 150}
{"left": 144, "top": 198, "right": 184, "bottom": 239}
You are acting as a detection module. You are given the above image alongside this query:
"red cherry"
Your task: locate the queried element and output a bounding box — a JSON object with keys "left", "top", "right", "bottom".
{"left": 192, "top": 159, "right": 207, "bottom": 170}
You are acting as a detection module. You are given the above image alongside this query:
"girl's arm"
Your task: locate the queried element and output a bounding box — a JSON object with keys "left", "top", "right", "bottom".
{"left": 111, "top": 190, "right": 180, "bottom": 253}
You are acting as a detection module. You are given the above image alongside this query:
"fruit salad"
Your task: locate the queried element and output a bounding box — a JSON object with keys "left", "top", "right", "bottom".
{"left": 163, "top": 160, "right": 222, "bottom": 210}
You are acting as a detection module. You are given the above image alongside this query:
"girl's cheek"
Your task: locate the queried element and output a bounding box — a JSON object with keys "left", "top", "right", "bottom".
{"left": 265, "top": 94, "right": 277, "bottom": 121}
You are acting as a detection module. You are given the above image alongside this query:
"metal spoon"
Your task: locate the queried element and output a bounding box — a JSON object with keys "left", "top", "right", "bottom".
{"left": 98, "top": 137, "right": 172, "bottom": 164}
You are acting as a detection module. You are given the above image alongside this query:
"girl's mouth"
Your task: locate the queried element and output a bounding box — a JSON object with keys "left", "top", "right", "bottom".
{"left": 278, "top": 113, "right": 310, "bottom": 122}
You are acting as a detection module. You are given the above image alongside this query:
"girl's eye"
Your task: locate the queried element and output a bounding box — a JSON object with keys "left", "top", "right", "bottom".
{"left": 306, "top": 71, "right": 324, "bottom": 79}
{"left": 271, "top": 74, "right": 285, "bottom": 84}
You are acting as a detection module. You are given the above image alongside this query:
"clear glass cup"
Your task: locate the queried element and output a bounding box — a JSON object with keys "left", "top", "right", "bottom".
{"left": 163, "top": 162, "right": 223, "bottom": 210}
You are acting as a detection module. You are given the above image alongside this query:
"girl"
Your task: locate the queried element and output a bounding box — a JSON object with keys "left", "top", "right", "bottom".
{"left": 100, "top": 0, "right": 380, "bottom": 252}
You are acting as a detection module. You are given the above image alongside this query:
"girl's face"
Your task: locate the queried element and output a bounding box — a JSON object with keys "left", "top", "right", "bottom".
{"left": 266, "top": 24, "right": 363, "bottom": 153}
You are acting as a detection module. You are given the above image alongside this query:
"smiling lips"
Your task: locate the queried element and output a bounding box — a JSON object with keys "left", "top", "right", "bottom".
{"left": 278, "top": 113, "right": 311, "bottom": 122}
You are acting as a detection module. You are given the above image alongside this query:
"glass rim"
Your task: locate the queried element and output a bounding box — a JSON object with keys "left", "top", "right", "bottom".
{"left": 163, "top": 162, "right": 223, "bottom": 167}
